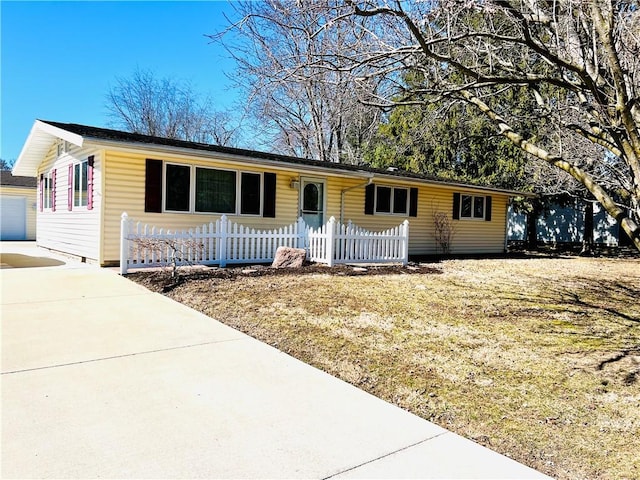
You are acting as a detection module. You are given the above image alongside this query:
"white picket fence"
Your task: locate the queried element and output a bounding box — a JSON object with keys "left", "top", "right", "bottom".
{"left": 306, "top": 217, "right": 409, "bottom": 266}
{"left": 120, "top": 212, "right": 409, "bottom": 274}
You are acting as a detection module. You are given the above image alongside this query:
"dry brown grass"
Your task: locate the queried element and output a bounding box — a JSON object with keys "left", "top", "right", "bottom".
{"left": 130, "top": 256, "right": 640, "bottom": 480}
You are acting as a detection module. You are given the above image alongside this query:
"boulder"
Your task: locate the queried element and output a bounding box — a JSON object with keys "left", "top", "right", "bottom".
{"left": 271, "top": 246, "right": 306, "bottom": 268}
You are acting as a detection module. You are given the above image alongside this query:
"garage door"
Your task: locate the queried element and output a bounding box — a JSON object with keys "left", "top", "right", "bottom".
{"left": 0, "top": 196, "right": 27, "bottom": 240}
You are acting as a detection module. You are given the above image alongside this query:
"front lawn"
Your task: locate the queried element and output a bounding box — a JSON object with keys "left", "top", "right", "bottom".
{"left": 130, "top": 255, "right": 640, "bottom": 480}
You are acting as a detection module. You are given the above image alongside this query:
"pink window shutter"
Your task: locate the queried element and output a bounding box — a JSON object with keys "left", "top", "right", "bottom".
{"left": 51, "top": 169, "right": 57, "bottom": 212}
{"left": 39, "top": 174, "right": 44, "bottom": 212}
{"left": 68, "top": 164, "right": 73, "bottom": 211}
{"left": 87, "top": 156, "right": 94, "bottom": 210}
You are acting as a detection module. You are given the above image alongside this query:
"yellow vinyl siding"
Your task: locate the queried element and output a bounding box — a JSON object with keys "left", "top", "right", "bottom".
{"left": 35, "top": 143, "right": 102, "bottom": 261}
{"left": 0, "top": 185, "right": 38, "bottom": 240}
{"left": 101, "top": 148, "right": 510, "bottom": 264}
{"left": 101, "top": 150, "right": 301, "bottom": 264}
{"left": 454, "top": 194, "right": 507, "bottom": 253}
{"left": 338, "top": 180, "right": 508, "bottom": 255}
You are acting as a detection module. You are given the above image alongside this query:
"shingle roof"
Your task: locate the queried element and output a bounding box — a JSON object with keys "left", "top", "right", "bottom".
{"left": 38, "top": 120, "right": 529, "bottom": 196}
{"left": 41, "top": 120, "right": 415, "bottom": 175}
{"left": 0, "top": 170, "right": 37, "bottom": 188}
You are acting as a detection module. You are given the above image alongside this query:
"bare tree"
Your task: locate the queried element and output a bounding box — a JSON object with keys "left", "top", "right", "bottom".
{"left": 0, "top": 159, "right": 14, "bottom": 171}
{"left": 106, "top": 68, "right": 241, "bottom": 146}
{"left": 432, "top": 209, "right": 455, "bottom": 254}
{"left": 213, "top": 1, "right": 381, "bottom": 163}
{"left": 130, "top": 236, "right": 204, "bottom": 281}
{"left": 231, "top": 1, "right": 639, "bottom": 250}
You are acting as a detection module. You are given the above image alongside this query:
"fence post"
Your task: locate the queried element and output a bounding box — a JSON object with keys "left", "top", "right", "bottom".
{"left": 120, "top": 212, "right": 129, "bottom": 275}
{"left": 326, "top": 216, "right": 336, "bottom": 267}
{"left": 296, "top": 217, "right": 306, "bottom": 250}
{"left": 401, "top": 219, "right": 410, "bottom": 266}
{"left": 219, "top": 214, "right": 228, "bottom": 267}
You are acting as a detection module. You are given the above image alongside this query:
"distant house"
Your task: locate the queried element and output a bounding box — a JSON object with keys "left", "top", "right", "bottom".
{"left": 13, "top": 120, "right": 527, "bottom": 266}
{"left": 507, "top": 199, "right": 623, "bottom": 246}
{"left": 0, "top": 170, "right": 37, "bottom": 240}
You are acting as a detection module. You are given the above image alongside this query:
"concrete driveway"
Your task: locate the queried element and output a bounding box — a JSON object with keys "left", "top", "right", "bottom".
{"left": 1, "top": 243, "right": 550, "bottom": 479}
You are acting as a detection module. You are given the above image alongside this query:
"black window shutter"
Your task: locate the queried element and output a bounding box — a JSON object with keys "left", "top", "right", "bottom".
{"left": 263, "top": 172, "right": 276, "bottom": 217}
{"left": 409, "top": 187, "right": 418, "bottom": 217}
{"left": 485, "top": 195, "right": 492, "bottom": 221}
{"left": 453, "top": 193, "right": 460, "bottom": 220}
{"left": 364, "top": 183, "right": 375, "bottom": 215}
{"left": 145, "top": 159, "right": 163, "bottom": 213}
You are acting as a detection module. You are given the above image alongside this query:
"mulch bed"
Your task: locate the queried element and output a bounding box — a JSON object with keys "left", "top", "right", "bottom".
{"left": 127, "top": 262, "right": 442, "bottom": 292}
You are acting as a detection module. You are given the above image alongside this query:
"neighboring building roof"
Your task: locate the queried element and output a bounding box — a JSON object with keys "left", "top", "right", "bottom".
{"left": 13, "top": 119, "right": 531, "bottom": 196}
{"left": 0, "top": 170, "right": 37, "bottom": 188}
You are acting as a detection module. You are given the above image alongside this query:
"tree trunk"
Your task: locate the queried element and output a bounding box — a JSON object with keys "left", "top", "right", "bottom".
{"left": 581, "top": 201, "right": 594, "bottom": 255}
{"left": 526, "top": 202, "right": 541, "bottom": 250}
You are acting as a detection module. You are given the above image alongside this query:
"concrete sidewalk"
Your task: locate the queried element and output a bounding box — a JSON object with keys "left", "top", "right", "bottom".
{"left": 1, "top": 243, "right": 550, "bottom": 479}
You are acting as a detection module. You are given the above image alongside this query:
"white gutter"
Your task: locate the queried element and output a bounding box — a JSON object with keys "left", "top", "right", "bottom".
{"left": 340, "top": 176, "right": 374, "bottom": 224}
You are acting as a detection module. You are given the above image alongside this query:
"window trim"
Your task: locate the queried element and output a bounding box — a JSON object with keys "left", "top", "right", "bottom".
{"left": 459, "top": 194, "right": 486, "bottom": 220}
{"left": 374, "top": 184, "right": 409, "bottom": 216}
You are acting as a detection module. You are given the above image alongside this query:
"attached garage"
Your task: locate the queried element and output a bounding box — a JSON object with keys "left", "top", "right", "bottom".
{"left": 0, "top": 171, "right": 37, "bottom": 240}
{"left": 1, "top": 196, "right": 27, "bottom": 240}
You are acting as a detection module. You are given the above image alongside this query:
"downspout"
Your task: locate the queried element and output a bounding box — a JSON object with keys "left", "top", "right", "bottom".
{"left": 504, "top": 198, "right": 511, "bottom": 253}
{"left": 340, "top": 175, "right": 374, "bottom": 224}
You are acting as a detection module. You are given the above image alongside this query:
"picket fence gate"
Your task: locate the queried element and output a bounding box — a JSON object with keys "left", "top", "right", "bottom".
{"left": 120, "top": 213, "right": 409, "bottom": 274}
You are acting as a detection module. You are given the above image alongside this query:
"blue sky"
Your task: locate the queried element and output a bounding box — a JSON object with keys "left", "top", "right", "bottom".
{"left": 1, "top": 0, "right": 241, "bottom": 162}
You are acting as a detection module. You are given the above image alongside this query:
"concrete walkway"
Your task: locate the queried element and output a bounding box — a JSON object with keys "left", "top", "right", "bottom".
{"left": 1, "top": 242, "right": 550, "bottom": 479}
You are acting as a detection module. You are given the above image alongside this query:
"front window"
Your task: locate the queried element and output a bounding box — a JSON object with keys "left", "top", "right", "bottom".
{"left": 393, "top": 188, "right": 408, "bottom": 214}
{"left": 159, "top": 163, "right": 266, "bottom": 215}
{"left": 375, "top": 185, "right": 408, "bottom": 215}
{"left": 165, "top": 164, "right": 191, "bottom": 212}
{"left": 195, "top": 167, "right": 236, "bottom": 213}
{"left": 473, "top": 196, "right": 485, "bottom": 218}
{"left": 240, "top": 172, "right": 261, "bottom": 215}
{"left": 74, "top": 161, "right": 88, "bottom": 207}
{"left": 460, "top": 194, "right": 485, "bottom": 219}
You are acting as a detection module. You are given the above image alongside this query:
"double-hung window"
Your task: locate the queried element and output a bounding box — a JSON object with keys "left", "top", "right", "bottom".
{"left": 74, "top": 160, "right": 88, "bottom": 207}
{"left": 460, "top": 194, "right": 485, "bottom": 219}
{"left": 165, "top": 164, "right": 191, "bottom": 212}
{"left": 43, "top": 172, "right": 53, "bottom": 209}
{"left": 240, "top": 172, "right": 262, "bottom": 215}
{"left": 375, "top": 185, "right": 409, "bottom": 215}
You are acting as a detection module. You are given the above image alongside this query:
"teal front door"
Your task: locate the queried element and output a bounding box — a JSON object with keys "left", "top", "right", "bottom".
{"left": 300, "top": 178, "right": 325, "bottom": 229}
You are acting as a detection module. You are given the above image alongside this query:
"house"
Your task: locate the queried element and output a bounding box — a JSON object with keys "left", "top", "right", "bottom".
{"left": 12, "top": 120, "right": 527, "bottom": 266}
{"left": 507, "top": 199, "right": 626, "bottom": 247}
{"left": 0, "top": 170, "right": 37, "bottom": 240}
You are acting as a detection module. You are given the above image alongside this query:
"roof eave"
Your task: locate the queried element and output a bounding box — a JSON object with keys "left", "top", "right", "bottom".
{"left": 83, "top": 137, "right": 377, "bottom": 179}
{"left": 370, "top": 171, "right": 534, "bottom": 197}
{"left": 85, "top": 138, "right": 533, "bottom": 196}
{"left": 12, "top": 120, "right": 84, "bottom": 176}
